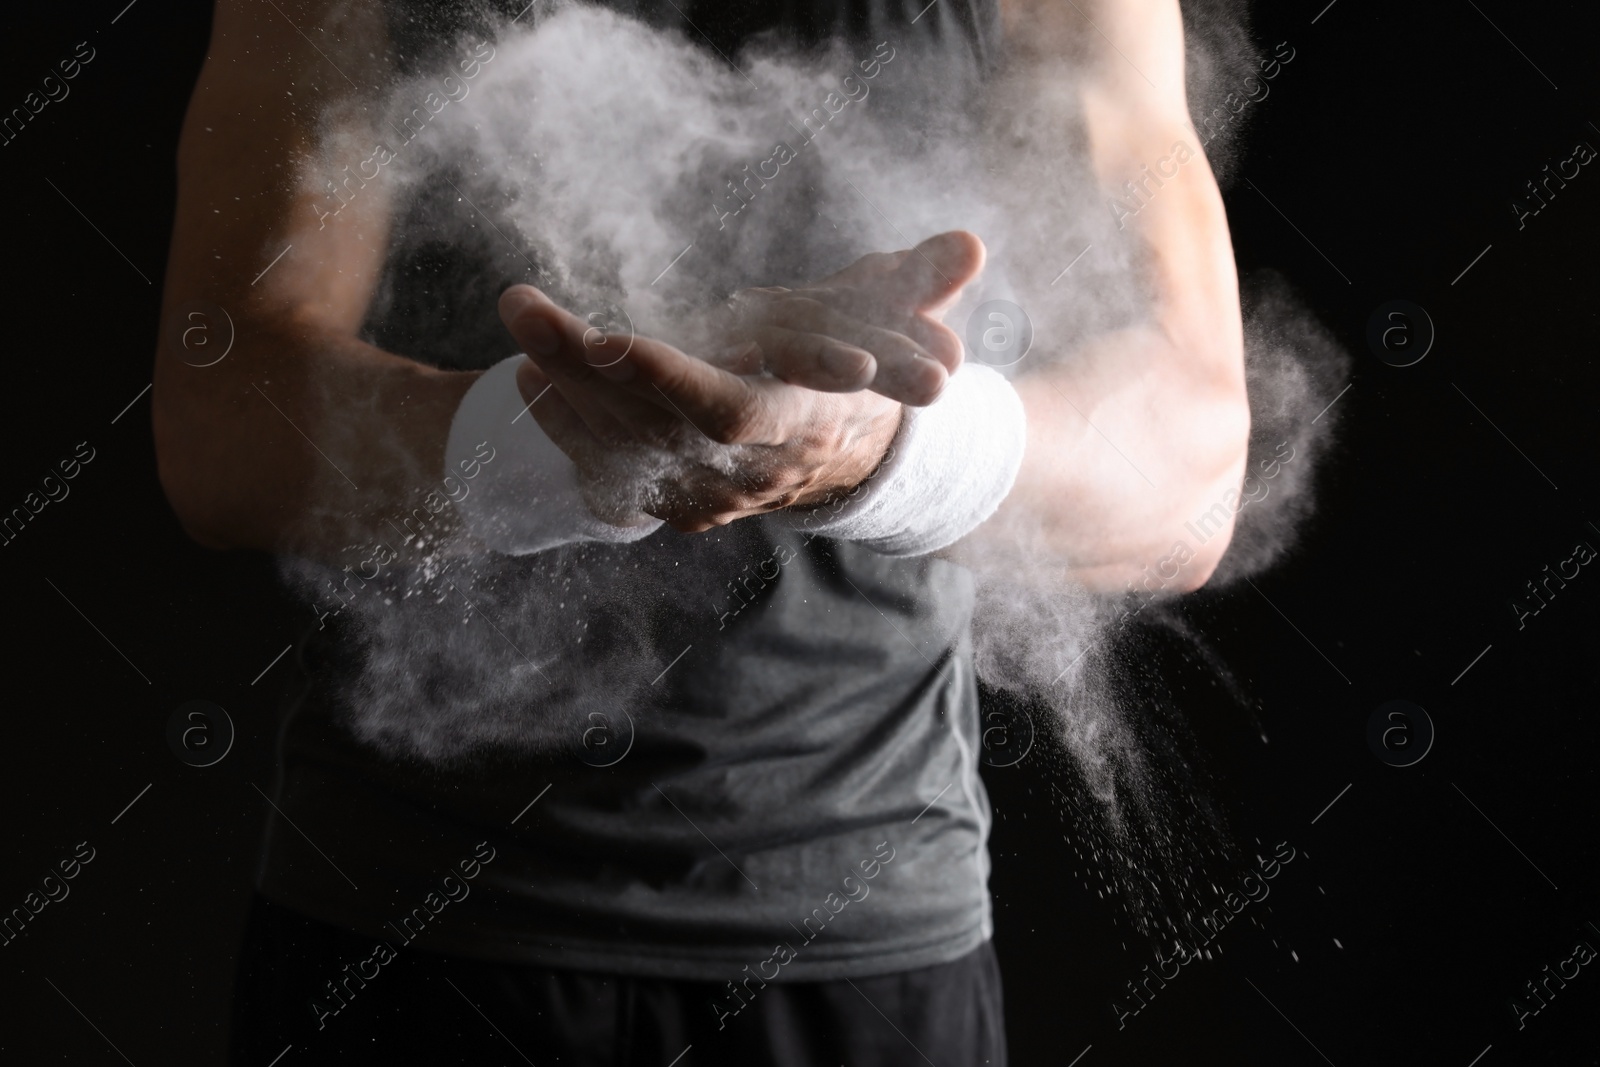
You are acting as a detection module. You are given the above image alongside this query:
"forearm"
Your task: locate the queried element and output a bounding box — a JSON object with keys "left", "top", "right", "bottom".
{"left": 963, "top": 330, "right": 1247, "bottom": 592}
{"left": 155, "top": 0, "right": 488, "bottom": 561}
{"left": 154, "top": 322, "right": 479, "bottom": 559}
{"left": 975, "top": 118, "right": 1248, "bottom": 590}
{"left": 954, "top": 0, "right": 1248, "bottom": 591}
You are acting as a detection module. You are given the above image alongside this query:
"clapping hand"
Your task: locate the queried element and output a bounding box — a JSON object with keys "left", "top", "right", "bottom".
{"left": 498, "top": 231, "right": 986, "bottom": 533}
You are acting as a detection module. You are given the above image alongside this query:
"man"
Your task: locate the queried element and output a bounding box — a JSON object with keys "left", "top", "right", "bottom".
{"left": 154, "top": 0, "right": 1248, "bottom": 1062}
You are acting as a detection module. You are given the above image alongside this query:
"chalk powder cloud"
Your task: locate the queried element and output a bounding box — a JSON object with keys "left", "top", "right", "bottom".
{"left": 282, "top": 0, "right": 1349, "bottom": 943}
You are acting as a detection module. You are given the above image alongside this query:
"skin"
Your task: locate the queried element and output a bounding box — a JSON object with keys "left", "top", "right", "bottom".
{"left": 981, "top": 0, "right": 1250, "bottom": 590}
{"left": 501, "top": 231, "right": 986, "bottom": 531}
{"left": 155, "top": 0, "right": 1247, "bottom": 594}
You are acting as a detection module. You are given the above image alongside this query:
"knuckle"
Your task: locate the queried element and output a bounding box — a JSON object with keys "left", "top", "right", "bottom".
{"left": 686, "top": 497, "right": 742, "bottom": 528}
{"left": 653, "top": 356, "right": 692, "bottom": 395}
{"left": 744, "top": 465, "right": 787, "bottom": 495}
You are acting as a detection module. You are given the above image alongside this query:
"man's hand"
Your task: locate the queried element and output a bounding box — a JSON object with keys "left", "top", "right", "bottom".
{"left": 695, "top": 230, "right": 985, "bottom": 406}
{"left": 497, "top": 232, "right": 986, "bottom": 533}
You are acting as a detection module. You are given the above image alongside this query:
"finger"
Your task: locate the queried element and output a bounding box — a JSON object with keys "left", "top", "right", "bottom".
{"left": 612, "top": 335, "right": 789, "bottom": 446}
{"left": 752, "top": 299, "right": 948, "bottom": 403}
{"left": 503, "top": 284, "right": 788, "bottom": 446}
{"left": 520, "top": 354, "right": 778, "bottom": 530}
{"left": 801, "top": 232, "right": 985, "bottom": 330}
{"left": 902, "top": 314, "right": 965, "bottom": 373}
{"left": 500, "top": 286, "right": 627, "bottom": 435}
{"left": 502, "top": 286, "right": 703, "bottom": 446}
{"left": 523, "top": 370, "right": 601, "bottom": 466}
{"left": 513, "top": 356, "right": 553, "bottom": 411}
{"left": 524, "top": 345, "right": 646, "bottom": 447}
{"left": 881, "top": 230, "right": 986, "bottom": 315}
{"left": 499, "top": 285, "right": 626, "bottom": 386}
{"left": 742, "top": 283, "right": 962, "bottom": 381}
{"left": 812, "top": 250, "right": 903, "bottom": 290}
{"left": 741, "top": 327, "right": 877, "bottom": 392}
{"left": 525, "top": 390, "right": 674, "bottom": 529}
{"left": 648, "top": 496, "right": 769, "bottom": 533}
{"left": 704, "top": 339, "right": 763, "bottom": 375}
{"left": 513, "top": 357, "right": 652, "bottom": 450}
{"left": 851, "top": 333, "right": 943, "bottom": 405}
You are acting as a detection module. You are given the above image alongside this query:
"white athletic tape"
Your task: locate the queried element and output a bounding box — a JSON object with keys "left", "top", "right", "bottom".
{"left": 787, "top": 363, "right": 1027, "bottom": 556}
{"left": 444, "top": 355, "right": 663, "bottom": 555}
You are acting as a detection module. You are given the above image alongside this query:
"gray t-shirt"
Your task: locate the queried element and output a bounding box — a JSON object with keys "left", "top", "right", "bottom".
{"left": 256, "top": 0, "right": 1001, "bottom": 982}
{"left": 262, "top": 522, "right": 992, "bottom": 979}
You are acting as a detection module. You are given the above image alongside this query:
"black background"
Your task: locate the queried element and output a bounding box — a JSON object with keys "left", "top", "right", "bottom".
{"left": 1, "top": 0, "right": 1597, "bottom": 1064}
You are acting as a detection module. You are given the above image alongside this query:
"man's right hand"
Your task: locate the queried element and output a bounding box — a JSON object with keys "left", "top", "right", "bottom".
{"left": 499, "top": 232, "right": 987, "bottom": 532}
{"left": 693, "top": 230, "right": 986, "bottom": 407}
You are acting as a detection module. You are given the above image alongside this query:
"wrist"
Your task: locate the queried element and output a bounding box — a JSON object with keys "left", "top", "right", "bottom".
{"left": 791, "top": 403, "right": 904, "bottom": 510}
{"left": 783, "top": 364, "right": 1026, "bottom": 556}
{"left": 443, "top": 355, "right": 664, "bottom": 555}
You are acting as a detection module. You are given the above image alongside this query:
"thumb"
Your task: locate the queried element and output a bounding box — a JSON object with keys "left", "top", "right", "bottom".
{"left": 513, "top": 355, "right": 552, "bottom": 409}
{"left": 884, "top": 230, "right": 986, "bottom": 316}
{"left": 499, "top": 285, "right": 568, "bottom": 356}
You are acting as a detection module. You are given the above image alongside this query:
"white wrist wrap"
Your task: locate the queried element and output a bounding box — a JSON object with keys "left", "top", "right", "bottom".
{"left": 444, "top": 355, "right": 664, "bottom": 555}
{"left": 788, "top": 363, "right": 1027, "bottom": 556}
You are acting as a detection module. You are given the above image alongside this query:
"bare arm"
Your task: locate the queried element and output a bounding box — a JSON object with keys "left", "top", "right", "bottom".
{"left": 964, "top": 0, "right": 1251, "bottom": 593}
{"left": 156, "top": 0, "right": 968, "bottom": 558}
{"left": 154, "top": 0, "right": 480, "bottom": 558}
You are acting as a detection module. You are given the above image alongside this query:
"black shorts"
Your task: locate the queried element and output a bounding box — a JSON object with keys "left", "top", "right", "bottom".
{"left": 228, "top": 894, "right": 1007, "bottom": 1066}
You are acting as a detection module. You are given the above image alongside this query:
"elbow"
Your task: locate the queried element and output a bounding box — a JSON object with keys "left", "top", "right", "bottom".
{"left": 1070, "top": 507, "right": 1234, "bottom": 597}
{"left": 1166, "top": 520, "right": 1233, "bottom": 594}
{"left": 1157, "top": 396, "right": 1252, "bottom": 595}
{"left": 1173, "top": 438, "right": 1252, "bottom": 594}
{"left": 155, "top": 450, "right": 234, "bottom": 551}
{"left": 168, "top": 500, "right": 235, "bottom": 553}
{"left": 152, "top": 398, "right": 237, "bottom": 552}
